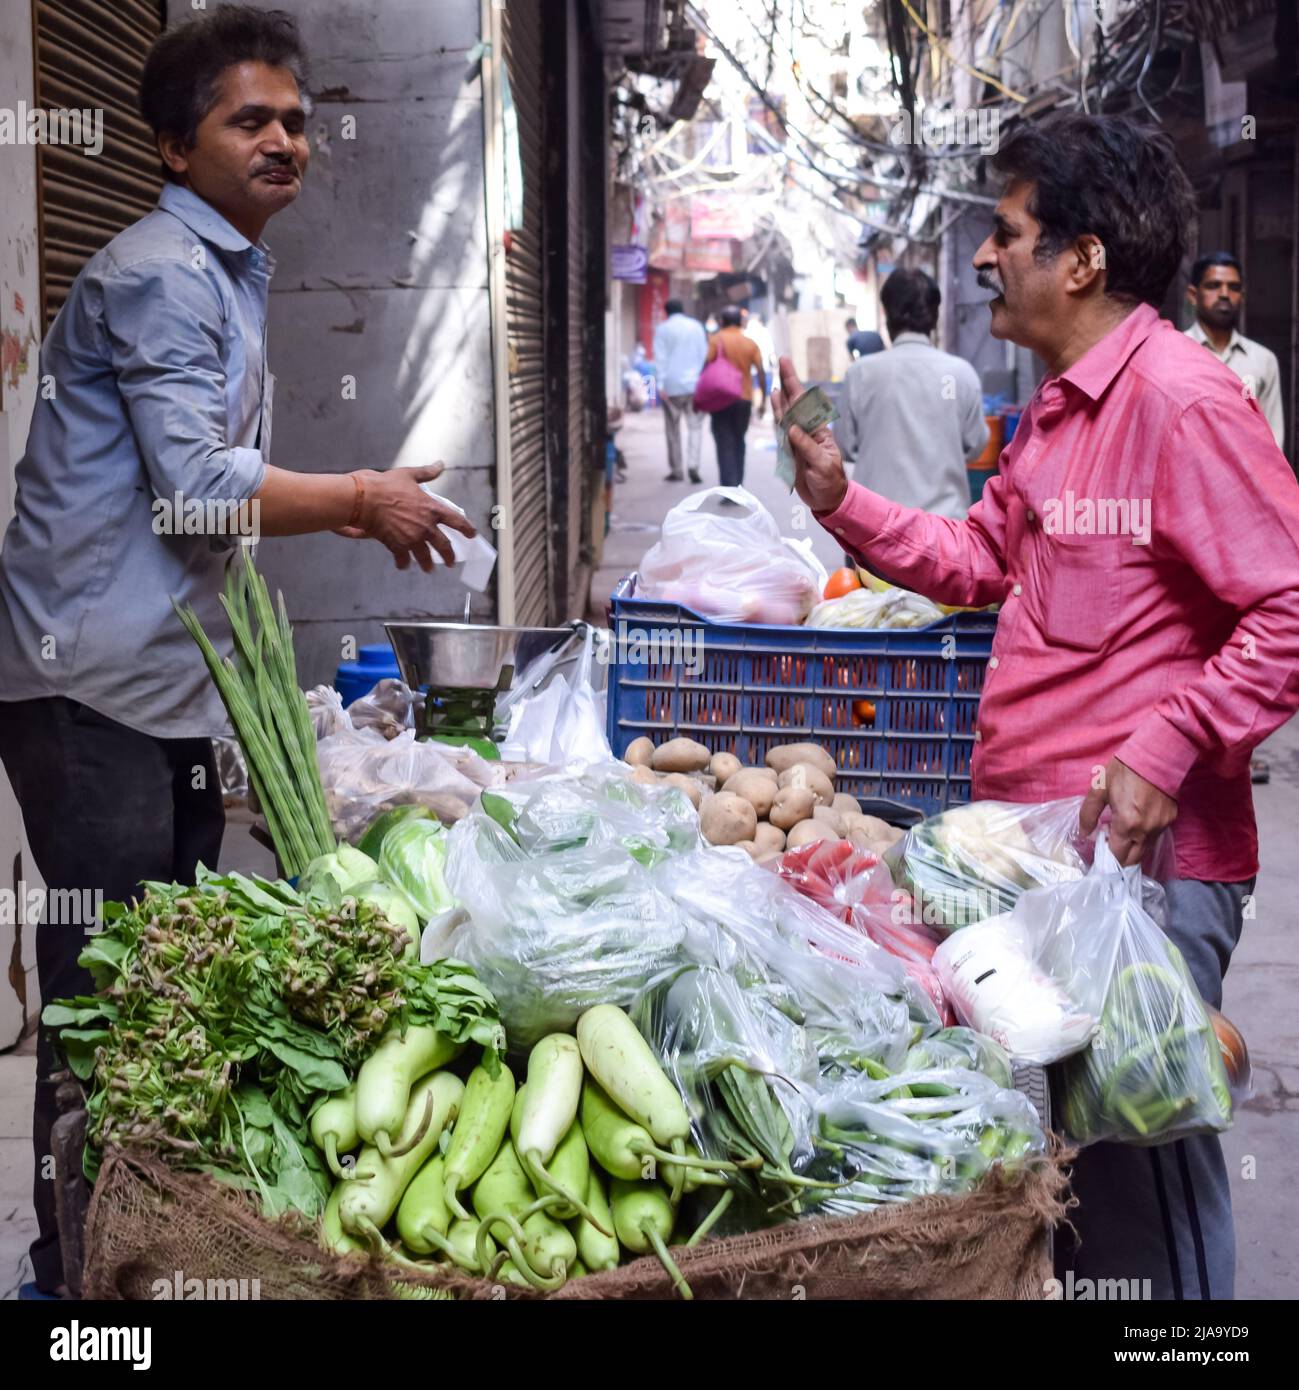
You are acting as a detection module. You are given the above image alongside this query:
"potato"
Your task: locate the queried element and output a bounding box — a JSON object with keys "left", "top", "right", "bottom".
{"left": 752, "top": 822, "right": 787, "bottom": 854}
{"left": 746, "top": 765, "right": 779, "bottom": 782}
{"left": 630, "top": 764, "right": 659, "bottom": 786}
{"left": 812, "top": 805, "right": 846, "bottom": 837}
{"left": 734, "top": 839, "right": 762, "bottom": 860}
{"left": 652, "top": 736, "right": 713, "bottom": 773}
{"left": 755, "top": 849, "right": 784, "bottom": 865}
{"left": 722, "top": 768, "right": 777, "bottom": 818}
{"left": 786, "top": 818, "right": 839, "bottom": 848}
{"left": 709, "top": 751, "right": 742, "bottom": 785}
{"left": 699, "top": 791, "right": 758, "bottom": 846}
{"left": 846, "top": 813, "right": 901, "bottom": 842}
{"left": 848, "top": 827, "right": 885, "bottom": 854}
{"left": 776, "top": 763, "right": 835, "bottom": 808}
{"left": 832, "top": 792, "right": 860, "bottom": 819}
{"left": 765, "top": 743, "right": 837, "bottom": 781}
{"left": 624, "top": 736, "right": 655, "bottom": 767}
{"left": 662, "top": 772, "right": 703, "bottom": 809}
{"left": 769, "top": 786, "right": 816, "bottom": 831}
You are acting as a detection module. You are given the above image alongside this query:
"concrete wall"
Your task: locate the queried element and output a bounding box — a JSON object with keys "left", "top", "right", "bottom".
{"left": 0, "top": 4, "right": 44, "bottom": 1044}
{"left": 165, "top": 0, "right": 496, "bottom": 685}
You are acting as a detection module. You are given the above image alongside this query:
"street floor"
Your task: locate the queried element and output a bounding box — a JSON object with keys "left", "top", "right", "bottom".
{"left": 1, "top": 411, "right": 1295, "bottom": 1297}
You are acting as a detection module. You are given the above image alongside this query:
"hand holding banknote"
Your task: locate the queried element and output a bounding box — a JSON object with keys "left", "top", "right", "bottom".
{"left": 772, "top": 357, "right": 849, "bottom": 514}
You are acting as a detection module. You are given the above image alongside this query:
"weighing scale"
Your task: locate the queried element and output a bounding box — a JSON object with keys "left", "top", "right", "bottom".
{"left": 384, "top": 621, "right": 583, "bottom": 759}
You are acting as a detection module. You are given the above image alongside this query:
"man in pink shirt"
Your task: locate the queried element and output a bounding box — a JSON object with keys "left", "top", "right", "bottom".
{"left": 778, "top": 113, "right": 1299, "bottom": 1300}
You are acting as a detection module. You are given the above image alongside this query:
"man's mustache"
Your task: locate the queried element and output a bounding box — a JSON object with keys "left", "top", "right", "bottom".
{"left": 976, "top": 269, "right": 1005, "bottom": 297}
{"left": 252, "top": 158, "right": 298, "bottom": 177}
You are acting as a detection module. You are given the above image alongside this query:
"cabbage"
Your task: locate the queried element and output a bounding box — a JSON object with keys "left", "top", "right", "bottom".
{"left": 378, "top": 818, "right": 455, "bottom": 923}
{"left": 300, "top": 844, "right": 379, "bottom": 898}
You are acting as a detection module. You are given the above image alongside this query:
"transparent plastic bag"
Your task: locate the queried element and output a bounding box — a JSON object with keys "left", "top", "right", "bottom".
{"left": 1054, "top": 840, "right": 1233, "bottom": 1146}
{"left": 809, "top": 1065, "right": 1047, "bottom": 1211}
{"left": 444, "top": 768, "right": 701, "bottom": 1047}
{"left": 636, "top": 487, "right": 826, "bottom": 625}
{"left": 347, "top": 678, "right": 415, "bottom": 739}
{"left": 304, "top": 684, "right": 349, "bottom": 739}
{"left": 315, "top": 727, "right": 496, "bottom": 844}
{"left": 767, "top": 840, "right": 951, "bottom": 1023}
{"left": 887, "top": 797, "right": 1089, "bottom": 933}
{"left": 496, "top": 624, "right": 611, "bottom": 765}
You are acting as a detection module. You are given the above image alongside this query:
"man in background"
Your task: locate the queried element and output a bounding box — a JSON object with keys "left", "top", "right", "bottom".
{"left": 705, "top": 306, "right": 767, "bottom": 488}
{"left": 652, "top": 299, "right": 707, "bottom": 483}
{"left": 845, "top": 316, "right": 883, "bottom": 360}
{"left": 1184, "top": 252, "right": 1285, "bottom": 449}
{"left": 835, "top": 269, "right": 988, "bottom": 518}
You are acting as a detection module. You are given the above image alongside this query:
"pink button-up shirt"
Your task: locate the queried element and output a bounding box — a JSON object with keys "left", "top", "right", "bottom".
{"left": 817, "top": 303, "right": 1299, "bottom": 882}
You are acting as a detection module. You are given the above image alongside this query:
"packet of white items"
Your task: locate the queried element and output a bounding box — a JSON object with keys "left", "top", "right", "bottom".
{"left": 934, "top": 913, "right": 1098, "bottom": 1063}
{"left": 418, "top": 485, "right": 497, "bottom": 591}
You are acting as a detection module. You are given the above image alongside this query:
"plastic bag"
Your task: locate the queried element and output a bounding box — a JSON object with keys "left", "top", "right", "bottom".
{"left": 1054, "top": 839, "right": 1233, "bottom": 1146}
{"left": 444, "top": 767, "right": 701, "bottom": 1046}
{"left": 636, "top": 488, "right": 826, "bottom": 625}
{"left": 347, "top": 679, "right": 415, "bottom": 740}
{"left": 768, "top": 840, "right": 951, "bottom": 1023}
{"left": 315, "top": 727, "right": 497, "bottom": 844}
{"left": 934, "top": 913, "right": 1099, "bottom": 1063}
{"left": 304, "top": 684, "right": 349, "bottom": 739}
{"left": 496, "top": 623, "right": 611, "bottom": 765}
{"left": 806, "top": 587, "right": 944, "bottom": 630}
{"left": 887, "top": 797, "right": 1088, "bottom": 933}
{"left": 809, "top": 1065, "right": 1046, "bottom": 1210}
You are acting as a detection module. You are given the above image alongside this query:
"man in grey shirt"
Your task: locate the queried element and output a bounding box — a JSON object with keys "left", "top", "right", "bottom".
{"left": 835, "top": 269, "right": 989, "bottom": 519}
{"left": 0, "top": 6, "right": 472, "bottom": 1297}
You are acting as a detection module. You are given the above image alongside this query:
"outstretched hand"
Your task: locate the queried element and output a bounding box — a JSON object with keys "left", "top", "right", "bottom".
{"left": 772, "top": 357, "right": 849, "bottom": 514}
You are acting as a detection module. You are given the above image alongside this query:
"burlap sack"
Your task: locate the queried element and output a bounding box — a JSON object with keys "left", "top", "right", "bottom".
{"left": 84, "top": 1144, "right": 1072, "bottom": 1301}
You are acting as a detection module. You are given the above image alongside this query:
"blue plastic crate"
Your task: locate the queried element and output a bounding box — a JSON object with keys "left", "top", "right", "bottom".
{"left": 607, "top": 577, "right": 997, "bottom": 818}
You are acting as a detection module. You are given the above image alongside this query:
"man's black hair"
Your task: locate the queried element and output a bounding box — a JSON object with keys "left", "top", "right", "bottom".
{"left": 1189, "top": 251, "right": 1243, "bottom": 288}
{"left": 991, "top": 112, "right": 1197, "bottom": 307}
{"left": 719, "top": 306, "right": 743, "bottom": 328}
{"left": 881, "top": 268, "right": 940, "bottom": 337}
{"left": 845, "top": 317, "right": 858, "bottom": 330}
{"left": 664, "top": 299, "right": 684, "bottom": 316}
{"left": 140, "top": 4, "right": 310, "bottom": 182}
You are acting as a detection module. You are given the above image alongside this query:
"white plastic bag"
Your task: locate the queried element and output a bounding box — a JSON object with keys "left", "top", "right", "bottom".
{"left": 637, "top": 487, "right": 826, "bottom": 624}
{"left": 497, "top": 624, "right": 610, "bottom": 765}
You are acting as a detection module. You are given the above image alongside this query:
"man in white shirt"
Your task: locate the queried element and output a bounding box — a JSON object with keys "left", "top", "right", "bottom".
{"left": 835, "top": 269, "right": 989, "bottom": 518}
{"left": 652, "top": 299, "right": 708, "bottom": 483}
{"left": 1184, "top": 252, "right": 1285, "bottom": 449}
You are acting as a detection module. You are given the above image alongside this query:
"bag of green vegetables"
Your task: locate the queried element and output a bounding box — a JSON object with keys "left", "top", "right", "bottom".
{"left": 1054, "top": 839, "right": 1232, "bottom": 1146}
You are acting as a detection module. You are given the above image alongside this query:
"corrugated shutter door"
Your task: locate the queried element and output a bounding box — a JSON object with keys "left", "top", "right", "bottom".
{"left": 502, "top": 0, "right": 550, "bottom": 627}
{"left": 35, "top": 0, "right": 165, "bottom": 328}
{"left": 565, "top": 28, "right": 587, "bottom": 615}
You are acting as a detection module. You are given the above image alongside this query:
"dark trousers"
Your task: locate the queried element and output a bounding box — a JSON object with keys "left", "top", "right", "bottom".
{"left": 710, "top": 398, "right": 752, "bottom": 488}
{"left": 1053, "top": 877, "right": 1250, "bottom": 1300}
{"left": 0, "top": 696, "right": 224, "bottom": 1291}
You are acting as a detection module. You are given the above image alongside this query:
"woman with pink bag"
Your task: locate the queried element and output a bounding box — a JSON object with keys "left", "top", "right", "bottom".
{"left": 693, "top": 305, "right": 767, "bottom": 487}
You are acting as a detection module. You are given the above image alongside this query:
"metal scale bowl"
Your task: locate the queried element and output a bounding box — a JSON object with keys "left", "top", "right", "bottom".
{"left": 384, "top": 621, "right": 579, "bottom": 758}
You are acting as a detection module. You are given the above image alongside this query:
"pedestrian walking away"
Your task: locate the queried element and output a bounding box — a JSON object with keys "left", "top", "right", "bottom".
{"left": 836, "top": 268, "right": 988, "bottom": 518}
{"left": 777, "top": 111, "right": 1299, "bottom": 1301}
{"left": 653, "top": 298, "right": 708, "bottom": 483}
{"left": 705, "top": 305, "right": 767, "bottom": 488}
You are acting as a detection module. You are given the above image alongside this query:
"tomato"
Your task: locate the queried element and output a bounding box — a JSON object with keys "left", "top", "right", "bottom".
{"left": 852, "top": 699, "right": 876, "bottom": 725}
{"left": 823, "top": 567, "right": 862, "bottom": 600}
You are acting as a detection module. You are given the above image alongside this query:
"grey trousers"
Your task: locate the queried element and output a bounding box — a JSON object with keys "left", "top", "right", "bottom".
{"left": 1054, "top": 877, "right": 1251, "bottom": 1300}
{"left": 662, "top": 393, "right": 703, "bottom": 479}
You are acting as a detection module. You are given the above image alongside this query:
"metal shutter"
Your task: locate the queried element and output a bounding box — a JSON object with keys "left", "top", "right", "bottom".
{"left": 501, "top": 0, "right": 551, "bottom": 627}
{"left": 34, "top": 0, "right": 165, "bottom": 329}
{"left": 563, "top": 23, "right": 587, "bottom": 615}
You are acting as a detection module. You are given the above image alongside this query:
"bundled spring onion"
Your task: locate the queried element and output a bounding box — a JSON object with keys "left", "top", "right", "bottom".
{"left": 175, "top": 553, "right": 335, "bottom": 876}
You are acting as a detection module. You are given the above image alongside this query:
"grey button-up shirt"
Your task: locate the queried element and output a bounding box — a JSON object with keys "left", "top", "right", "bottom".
{"left": 834, "top": 332, "right": 989, "bottom": 519}
{"left": 1184, "top": 319, "right": 1285, "bottom": 448}
{"left": 0, "top": 184, "right": 272, "bottom": 738}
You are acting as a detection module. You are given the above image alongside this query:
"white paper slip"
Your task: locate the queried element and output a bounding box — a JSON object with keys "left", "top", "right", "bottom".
{"left": 418, "top": 485, "right": 497, "bottom": 591}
